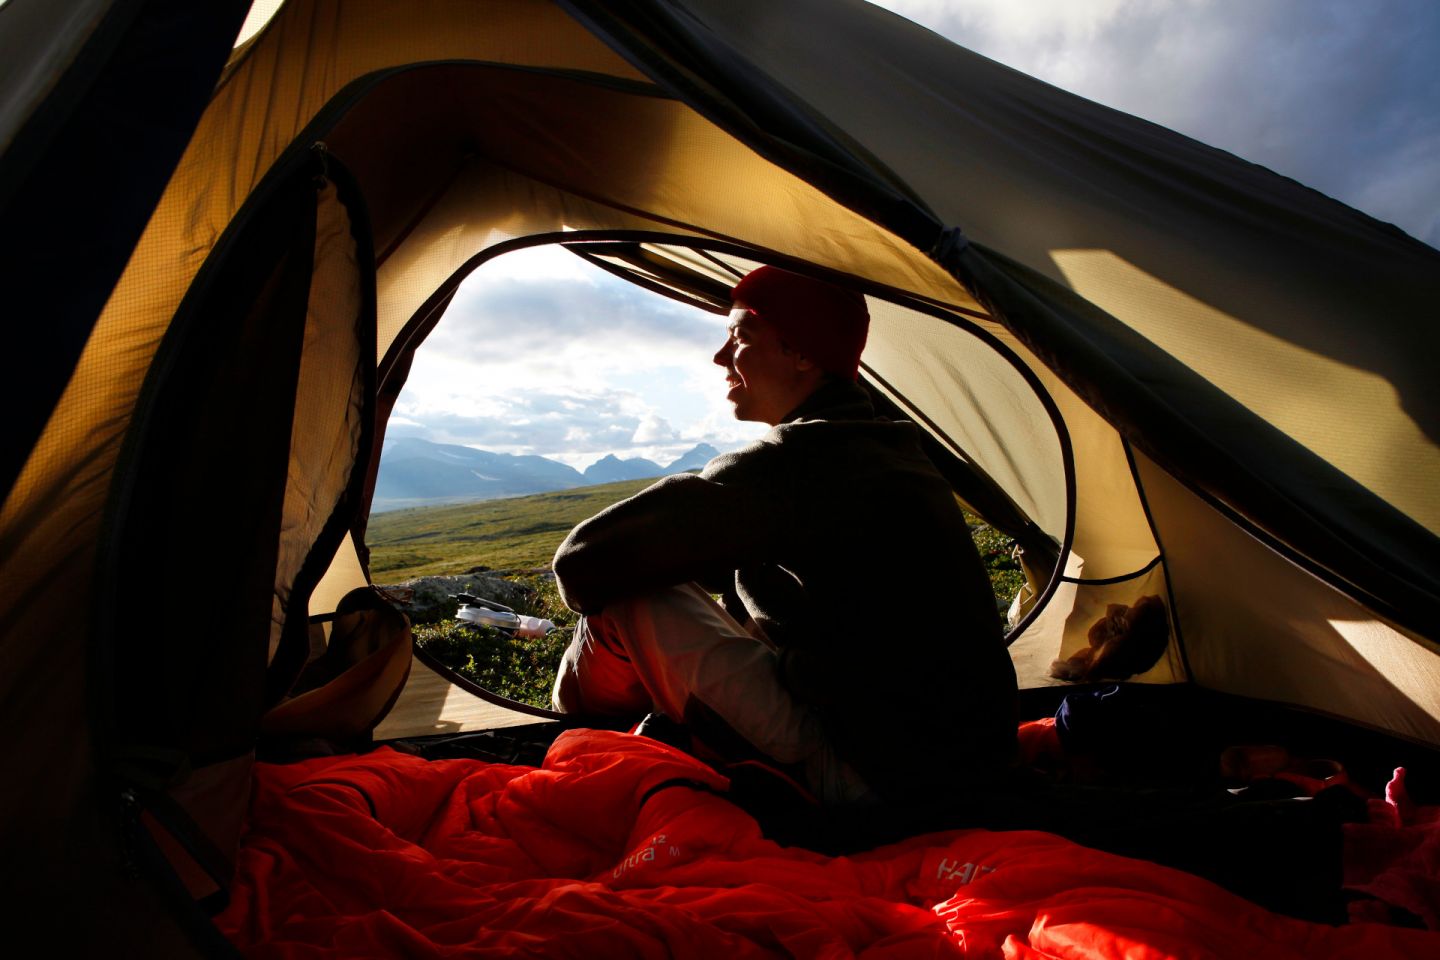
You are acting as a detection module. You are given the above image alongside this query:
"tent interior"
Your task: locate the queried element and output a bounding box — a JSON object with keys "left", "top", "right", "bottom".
{"left": 3, "top": 0, "right": 1439, "bottom": 952}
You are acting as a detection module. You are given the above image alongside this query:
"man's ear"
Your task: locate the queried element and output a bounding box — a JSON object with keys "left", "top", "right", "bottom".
{"left": 778, "top": 340, "right": 819, "bottom": 376}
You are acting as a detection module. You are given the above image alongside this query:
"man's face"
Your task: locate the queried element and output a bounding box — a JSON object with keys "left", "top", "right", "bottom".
{"left": 712, "top": 305, "right": 812, "bottom": 425}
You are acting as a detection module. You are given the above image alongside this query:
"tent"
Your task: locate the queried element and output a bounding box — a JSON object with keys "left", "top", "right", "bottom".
{"left": 2, "top": 0, "right": 1437, "bottom": 950}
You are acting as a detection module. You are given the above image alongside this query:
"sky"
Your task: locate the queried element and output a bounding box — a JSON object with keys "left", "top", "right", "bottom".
{"left": 384, "top": 0, "right": 1439, "bottom": 472}
{"left": 386, "top": 247, "right": 753, "bottom": 470}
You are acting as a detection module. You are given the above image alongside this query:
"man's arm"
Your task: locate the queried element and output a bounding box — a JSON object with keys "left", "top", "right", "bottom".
{"left": 552, "top": 468, "right": 783, "bottom": 614}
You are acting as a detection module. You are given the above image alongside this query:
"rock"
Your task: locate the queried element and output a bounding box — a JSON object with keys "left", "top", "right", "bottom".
{"left": 376, "top": 573, "right": 535, "bottom": 624}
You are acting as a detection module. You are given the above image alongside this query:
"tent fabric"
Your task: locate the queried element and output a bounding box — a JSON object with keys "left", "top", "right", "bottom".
{"left": 1132, "top": 450, "right": 1440, "bottom": 744}
{"left": 566, "top": 0, "right": 1440, "bottom": 540}
{"left": 216, "top": 730, "right": 1440, "bottom": 958}
{"left": 0, "top": 0, "right": 252, "bottom": 500}
{"left": 955, "top": 248, "right": 1440, "bottom": 644}
{"left": 338, "top": 64, "right": 970, "bottom": 360}
{"left": 3, "top": 0, "right": 1440, "bottom": 944}
{"left": 863, "top": 298, "right": 1069, "bottom": 546}
{"left": 558, "top": 0, "right": 1440, "bottom": 637}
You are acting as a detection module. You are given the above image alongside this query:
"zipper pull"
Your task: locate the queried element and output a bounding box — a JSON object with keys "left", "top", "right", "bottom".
{"left": 310, "top": 141, "right": 330, "bottom": 187}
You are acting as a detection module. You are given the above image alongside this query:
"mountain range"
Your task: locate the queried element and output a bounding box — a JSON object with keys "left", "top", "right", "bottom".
{"left": 373, "top": 437, "right": 722, "bottom": 512}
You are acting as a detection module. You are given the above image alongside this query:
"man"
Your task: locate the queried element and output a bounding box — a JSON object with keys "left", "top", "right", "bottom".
{"left": 548, "top": 267, "right": 1394, "bottom": 924}
{"left": 551, "top": 265, "right": 1018, "bottom": 806}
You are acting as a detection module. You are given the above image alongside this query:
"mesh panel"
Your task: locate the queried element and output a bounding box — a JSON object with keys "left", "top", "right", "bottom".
{"left": 864, "top": 298, "right": 1065, "bottom": 540}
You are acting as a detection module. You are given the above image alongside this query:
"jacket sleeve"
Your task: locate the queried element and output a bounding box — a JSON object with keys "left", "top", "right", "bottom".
{"left": 552, "top": 452, "right": 788, "bottom": 614}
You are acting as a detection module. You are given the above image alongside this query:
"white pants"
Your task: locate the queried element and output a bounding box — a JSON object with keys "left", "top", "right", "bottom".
{"left": 551, "top": 583, "right": 873, "bottom": 805}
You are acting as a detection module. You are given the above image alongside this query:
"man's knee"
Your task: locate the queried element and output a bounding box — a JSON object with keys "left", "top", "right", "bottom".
{"left": 550, "top": 620, "right": 588, "bottom": 713}
{"left": 551, "top": 615, "right": 650, "bottom": 716}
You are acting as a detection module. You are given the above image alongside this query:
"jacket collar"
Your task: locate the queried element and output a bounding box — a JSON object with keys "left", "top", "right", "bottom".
{"left": 780, "top": 378, "right": 875, "bottom": 424}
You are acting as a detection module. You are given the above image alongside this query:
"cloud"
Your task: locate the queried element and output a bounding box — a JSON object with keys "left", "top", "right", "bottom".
{"left": 632, "top": 414, "right": 680, "bottom": 444}
{"left": 1350, "top": 131, "right": 1440, "bottom": 248}
{"left": 876, "top": 0, "right": 1134, "bottom": 42}
{"left": 387, "top": 244, "right": 772, "bottom": 465}
{"left": 395, "top": 389, "right": 634, "bottom": 455}
{"left": 426, "top": 250, "right": 721, "bottom": 371}
{"left": 872, "top": 0, "right": 1440, "bottom": 246}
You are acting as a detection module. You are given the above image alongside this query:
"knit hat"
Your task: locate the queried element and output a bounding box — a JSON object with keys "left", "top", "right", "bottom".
{"left": 730, "top": 266, "right": 869, "bottom": 380}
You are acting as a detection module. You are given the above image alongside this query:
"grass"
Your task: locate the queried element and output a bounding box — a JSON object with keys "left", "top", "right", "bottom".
{"left": 372, "top": 484, "right": 1022, "bottom": 707}
{"left": 970, "top": 518, "right": 1025, "bottom": 613}
{"left": 411, "top": 573, "right": 575, "bottom": 708}
{"left": 368, "top": 479, "right": 653, "bottom": 576}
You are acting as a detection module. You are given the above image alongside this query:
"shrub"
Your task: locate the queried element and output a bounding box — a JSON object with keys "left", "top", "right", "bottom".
{"left": 968, "top": 516, "right": 1025, "bottom": 614}
{"left": 412, "top": 573, "right": 575, "bottom": 709}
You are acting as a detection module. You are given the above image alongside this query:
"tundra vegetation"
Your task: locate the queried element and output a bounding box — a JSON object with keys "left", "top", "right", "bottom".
{"left": 369, "top": 479, "right": 1022, "bottom": 708}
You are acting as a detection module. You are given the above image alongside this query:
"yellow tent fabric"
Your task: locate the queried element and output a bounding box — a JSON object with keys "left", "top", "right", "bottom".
{"left": 2, "top": 1, "right": 1438, "bottom": 949}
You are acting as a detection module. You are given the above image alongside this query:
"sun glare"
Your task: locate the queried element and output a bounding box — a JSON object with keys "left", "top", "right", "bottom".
{"left": 234, "top": 0, "right": 286, "bottom": 48}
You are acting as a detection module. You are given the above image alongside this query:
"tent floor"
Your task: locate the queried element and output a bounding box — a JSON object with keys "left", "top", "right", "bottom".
{"left": 373, "top": 655, "right": 550, "bottom": 741}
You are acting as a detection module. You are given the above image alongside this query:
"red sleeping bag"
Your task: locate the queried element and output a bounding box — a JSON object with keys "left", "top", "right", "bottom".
{"left": 216, "top": 729, "right": 1438, "bottom": 958}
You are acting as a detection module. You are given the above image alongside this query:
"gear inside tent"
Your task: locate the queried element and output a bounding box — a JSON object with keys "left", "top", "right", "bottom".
{"left": 2, "top": 0, "right": 1439, "bottom": 954}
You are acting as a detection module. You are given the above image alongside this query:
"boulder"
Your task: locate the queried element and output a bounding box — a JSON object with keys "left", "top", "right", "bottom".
{"left": 376, "top": 573, "right": 535, "bottom": 624}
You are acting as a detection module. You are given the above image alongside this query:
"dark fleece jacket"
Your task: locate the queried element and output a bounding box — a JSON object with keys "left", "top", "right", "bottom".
{"left": 553, "top": 379, "right": 1018, "bottom": 801}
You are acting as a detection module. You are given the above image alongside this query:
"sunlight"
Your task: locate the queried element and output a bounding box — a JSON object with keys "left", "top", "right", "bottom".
{"left": 1328, "top": 618, "right": 1440, "bottom": 722}
{"left": 234, "top": 0, "right": 285, "bottom": 48}
{"left": 1052, "top": 249, "right": 1439, "bottom": 535}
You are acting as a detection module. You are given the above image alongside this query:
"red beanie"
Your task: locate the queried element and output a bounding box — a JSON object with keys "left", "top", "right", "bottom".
{"left": 731, "top": 266, "right": 869, "bottom": 380}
